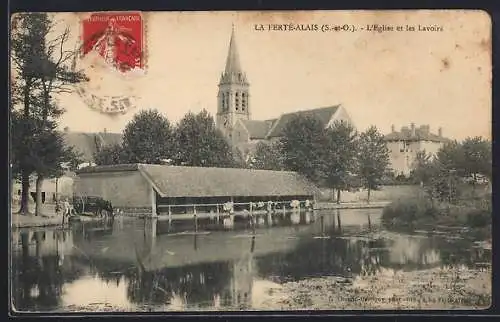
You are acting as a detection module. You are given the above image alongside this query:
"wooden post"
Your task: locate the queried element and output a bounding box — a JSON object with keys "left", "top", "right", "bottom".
{"left": 216, "top": 204, "right": 220, "bottom": 222}
{"left": 150, "top": 187, "right": 157, "bottom": 218}
{"left": 283, "top": 202, "right": 286, "bottom": 216}
{"left": 249, "top": 202, "right": 254, "bottom": 228}
{"left": 151, "top": 218, "right": 157, "bottom": 248}
{"left": 55, "top": 177, "right": 59, "bottom": 213}
{"left": 337, "top": 210, "right": 342, "bottom": 231}
{"left": 194, "top": 205, "right": 198, "bottom": 233}
{"left": 168, "top": 205, "right": 172, "bottom": 224}
{"left": 368, "top": 214, "right": 372, "bottom": 230}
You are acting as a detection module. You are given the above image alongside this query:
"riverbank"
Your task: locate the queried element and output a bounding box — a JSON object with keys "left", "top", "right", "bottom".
{"left": 11, "top": 213, "right": 102, "bottom": 229}
{"left": 257, "top": 266, "right": 491, "bottom": 310}
{"left": 11, "top": 201, "right": 386, "bottom": 228}
{"left": 381, "top": 194, "right": 491, "bottom": 240}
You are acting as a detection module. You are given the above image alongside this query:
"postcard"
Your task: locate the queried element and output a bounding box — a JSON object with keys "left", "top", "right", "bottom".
{"left": 10, "top": 10, "right": 491, "bottom": 313}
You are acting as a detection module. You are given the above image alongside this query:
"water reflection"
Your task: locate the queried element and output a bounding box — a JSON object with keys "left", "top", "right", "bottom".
{"left": 10, "top": 209, "right": 490, "bottom": 312}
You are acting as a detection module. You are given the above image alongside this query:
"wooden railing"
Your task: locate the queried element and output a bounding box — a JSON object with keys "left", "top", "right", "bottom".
{"left": 156, "top": 200, "right": 315, "bottom": 218}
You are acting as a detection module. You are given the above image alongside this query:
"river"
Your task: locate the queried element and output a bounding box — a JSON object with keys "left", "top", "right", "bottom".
{"left": 10, "top": 208, "right": 491, "bottom": 312}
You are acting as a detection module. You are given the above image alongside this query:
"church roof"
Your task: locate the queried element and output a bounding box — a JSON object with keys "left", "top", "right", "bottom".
{"left": 63, "top": 131, "right": 123, "bottom": 161}
{"left": 240, "top": 120, "right": 275, "bottom": 139}
{"left": 266, "top": 105, "right": 341, "bottom": 138}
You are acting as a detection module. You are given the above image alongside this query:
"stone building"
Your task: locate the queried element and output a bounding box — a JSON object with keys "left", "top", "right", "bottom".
{"left": 215, "top": 28, "right": 353, "bottom": 159}
{"left": 384, "top": 123, "right": 450, "bottom": 177}
{"left": 74, "top": 163, "right": 318, "bottom": 216}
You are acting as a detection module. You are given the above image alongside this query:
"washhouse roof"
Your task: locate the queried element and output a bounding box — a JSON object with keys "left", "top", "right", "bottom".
{"left": 76, "top": 164, "right": 319, "bottom": 198}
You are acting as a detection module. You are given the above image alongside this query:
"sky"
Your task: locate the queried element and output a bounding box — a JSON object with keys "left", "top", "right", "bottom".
{"left": 43, "top": 10, "right": 491, "bottom": 140}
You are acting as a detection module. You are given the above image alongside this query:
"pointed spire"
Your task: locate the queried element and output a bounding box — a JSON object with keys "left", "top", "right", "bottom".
{"left": 224, "top": 25, "right": 243, "bottom": 74}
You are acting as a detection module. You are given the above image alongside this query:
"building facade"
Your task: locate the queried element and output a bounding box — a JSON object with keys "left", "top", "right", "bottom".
{"left": 384, "top": 123, "right": 449, "bottom": 177}
{"left": 216, "top": 28, "right": 354, "bottom": 159}
{"left": 74, "top": 163, "right": 319, "bottom": 216}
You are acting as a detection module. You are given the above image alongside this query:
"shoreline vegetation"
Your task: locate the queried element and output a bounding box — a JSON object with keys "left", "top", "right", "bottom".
{"left": 381, "top": 187, "right": 491, "bottom": 241}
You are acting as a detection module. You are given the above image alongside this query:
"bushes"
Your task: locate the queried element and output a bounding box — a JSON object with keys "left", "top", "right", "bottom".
{"left": 382, "top": 194, "right": 491, "bottom": 230}
{"left": 382, "top": 197, "right": 437, "bottom": 228}
{"left": 464, "top": 196, "right": 492, "bottom": 228}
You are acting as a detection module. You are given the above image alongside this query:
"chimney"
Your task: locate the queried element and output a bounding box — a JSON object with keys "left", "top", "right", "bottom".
{"left": 391, "top": 124, "right": 395, "bottom": 133}
{"left": 63, "top": 126, "right": 70, "bottom": 133}
{"left": 410, "top": 123, "right": 416, "bottom": 137}
{"left": 103, "top": 128, "right": 107, "bottom": 133}
{"left": 438, "top": 127, "right": 442, "bottom": 137}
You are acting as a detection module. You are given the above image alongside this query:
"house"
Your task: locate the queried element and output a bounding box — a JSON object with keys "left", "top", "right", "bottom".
{"left": 215, "top": 28, "right": 353, "bottom": 159}
{"left": 384, "top": 123, "right": 450, "bottom": 177}
{"left": 62, "top": 127, "right": 123, "bottom": 167}
{"left": 73, "top": 163, "right": 319, "bottom": 216}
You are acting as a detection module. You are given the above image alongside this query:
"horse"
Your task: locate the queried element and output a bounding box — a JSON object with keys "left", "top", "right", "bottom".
{"left": 94, "top": 198, "right": 114, "bottom": 219}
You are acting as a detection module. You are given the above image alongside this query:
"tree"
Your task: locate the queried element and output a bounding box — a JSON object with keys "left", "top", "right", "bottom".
{"left": 280, "top": 115, "right": 327, "bottom": 184}
{"left": 356, "top": 126, "right": 390, "bottom": 203}
{"left": 249, "top": 141, "right": 285, "bottom": 171}
{"left": 435, "top": 141, "right": 465, "bottom": 175}
{"left": 94, "top": 143, "right": 128, "bottom": 166}
{"left": 410, "top": 150, "right": 434, "bottom": 187}
{"left": 425, "top": 137, "right": 492, "bottom": 203}
{"left": 323, "top": 121, "right": 358, "bottom": 203}
{"left": 173, "top": 110, "right": 234, "bottom": 167}
{"left": 11, "top": 13, "right": 50, "bottom": 215}
{"left": 461, "top": 136, "right": 492, "bottom": 185}
{"left": 122, "top": 109, "right": 174, "bottom": 164}
{"left": 10, "top": 13, "right": 87, "bottom": 215}
{"left": 31, "top": 124, "right": 82, "bottom": 215}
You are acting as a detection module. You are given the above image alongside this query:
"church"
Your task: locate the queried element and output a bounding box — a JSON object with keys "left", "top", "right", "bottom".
{"left": 215, "top": 28, "right": 353, "bottom": 159}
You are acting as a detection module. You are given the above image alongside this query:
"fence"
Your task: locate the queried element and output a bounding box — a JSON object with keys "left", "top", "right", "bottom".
{"left": 156, "top": 199, "right": 315, "bottom": 220}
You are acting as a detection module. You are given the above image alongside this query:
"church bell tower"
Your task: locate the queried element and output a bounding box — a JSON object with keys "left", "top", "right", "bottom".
{"left": 217, "top": 26, "right": 250, "bottom": 139}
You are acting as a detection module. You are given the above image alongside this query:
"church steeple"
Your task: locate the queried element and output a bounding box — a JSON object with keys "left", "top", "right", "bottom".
{"left": 224, "top": 25, "right": 242, "bottom": 74}
{"left": 217, "top": 26, "right": 251, "bottom": 140}
{"left": 219, "top": 26, "right": 248, "bottom": 85}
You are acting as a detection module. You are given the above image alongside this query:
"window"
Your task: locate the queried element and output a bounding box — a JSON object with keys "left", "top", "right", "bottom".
{"left": 235, "top": 92, "right": 240, "bottom": 111}
{"left": 242, "top": 92, "right": 246, "bottom": 112}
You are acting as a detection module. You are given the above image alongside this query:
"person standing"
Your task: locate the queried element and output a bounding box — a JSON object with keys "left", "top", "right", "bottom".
{"left": 62, "top": 199, "right": 71, "bottom": 225}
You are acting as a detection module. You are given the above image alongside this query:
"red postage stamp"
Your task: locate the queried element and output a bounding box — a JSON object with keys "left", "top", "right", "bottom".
{"left": 81, "top": 12, "right": 144, "bottom": 73}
